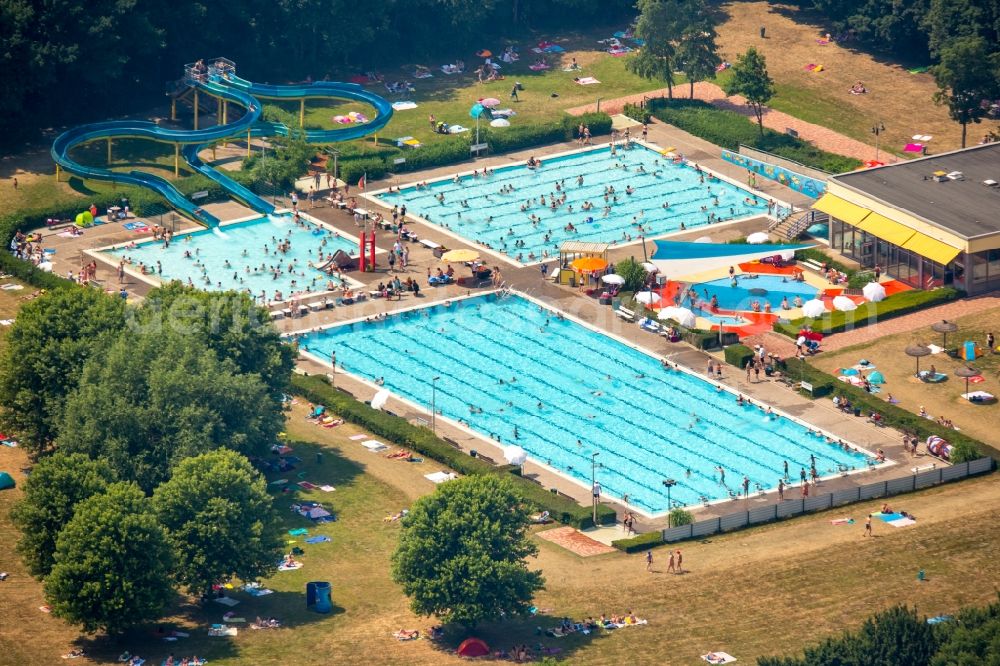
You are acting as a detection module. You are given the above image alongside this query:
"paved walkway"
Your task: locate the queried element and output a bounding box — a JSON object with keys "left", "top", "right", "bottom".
{"left": 567, "top": 81, "right": 886, "bottom": 163}
{"left": 821, "top": 295, "right": 1000, "bottom": 352}
{"left": 536, "top": 526, "right": 617, "bottom": 557}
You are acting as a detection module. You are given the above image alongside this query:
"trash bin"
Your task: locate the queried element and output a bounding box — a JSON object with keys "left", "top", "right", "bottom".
{"left": 854, "top": 407, "right": 862, "bottom": 417}
{"left": 316, "top": 452, "right": 324, "bottom": 465}
{"left": 307, "top": 581, "right": 333, "bottom": 614}
{"left": 516, "top": 82, "right": 524, "bottom": 91}
{"left": 470, "top": 450, "right": 478, "bottom": 458}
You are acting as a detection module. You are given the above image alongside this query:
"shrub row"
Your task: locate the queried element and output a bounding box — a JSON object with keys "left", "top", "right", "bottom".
{"left": 773, "top": 288, "right": 962, "bottom": 338}
{"left": 612, "top": 529, "right": 664, "bottom": 553}
{"left": 781, "top": 357, "right": 836, "bottom": 398}
{"left": 778, "top": 360, "right": 989, "bottom": 461}
{"left": 646, "top": 99, "right": 862, "bottom": 174}
{"left": 291, "top": 374, "right": 617, "bottom": 529}
{"left": 621, "top": 102, "right": 652, "bottom": 124}
{"left": 338, "top": 112, "right": 614, "bottom": 181}
{"left": 723, "top": 343, "right": 755, "bottom": 369}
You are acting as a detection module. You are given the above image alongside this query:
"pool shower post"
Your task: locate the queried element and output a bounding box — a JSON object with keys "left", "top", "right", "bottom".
{"left": 431, "top": 376, "right": 441, "bottom": 432}
{"left": 662, "top": 479, "right": 677, "bottom": 527}
{"left": 591, "top": 452, "right": 600, "bottom": 525}
{"left": 330, "top": 351, "right": 336, "bottom": 388}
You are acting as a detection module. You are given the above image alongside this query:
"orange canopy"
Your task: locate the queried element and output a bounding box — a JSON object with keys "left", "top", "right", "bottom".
{"left": 571, "top": 257, "right": 608, "bottom": 273}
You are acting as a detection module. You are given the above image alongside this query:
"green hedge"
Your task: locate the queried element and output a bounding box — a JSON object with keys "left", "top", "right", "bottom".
{"left": 647, "top": 99, "right": 862, "bottom": 173}
{"left": 622, "top": 102, "right": 652, "bottom": 124}
{"left": 291, "top": 374, "right": 617, "bottom": 528}
{"left": 773, "top": 288, "right": 962, "bottom": 338}
{"left": 781, "top": 360, "right": 990, "bottom": 461}
{"left": 724, "top": 343, "right": 754, "bottom": 368}
{"left": 781, "top": 357, "right": 836, "bottom": 398}
{"left": 612, "top": 530, "right": 665, "bottom": 553}
{"left": 396, "top": 137, "right": 472, "bottom": 173}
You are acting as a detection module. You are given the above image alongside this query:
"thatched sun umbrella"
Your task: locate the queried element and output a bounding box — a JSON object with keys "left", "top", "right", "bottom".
{"left": 905, "top": 344, "right": 932, "bottom": 376}
{"left": 931, "top": 320, "right": 959, "bottom": 350}
{"left": 954, "top": 366, "right": 980, "bottom": 395}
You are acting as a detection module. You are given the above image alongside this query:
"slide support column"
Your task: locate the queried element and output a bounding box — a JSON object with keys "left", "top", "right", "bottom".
{"left": 247, "top": 129, "right": 251, "bottom": 158}
{"left": 171, "top": 98, "right": 177, "bottom": 121}
{"left": 299, "top": 99, "right": 305, "bottom": 128}
{"left": 194, "top": 90, "right": 199, "bottom": 130}
{"left": 106, "top": 138, "right": 112, "bottom": 164}
{"left": 174, "top": 144, "right": 180, "bottom": 176}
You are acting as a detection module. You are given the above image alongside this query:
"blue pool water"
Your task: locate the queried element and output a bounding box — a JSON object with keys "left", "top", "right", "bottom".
{"left": 686, "top": 275, "right": 820, "bottom": 312}
{"left": 105, "top": 214, "right": 358, "bottom": 302}
{"left": 296, "top": 293, "right": 871, "bottom": 513}
{"left": 375, "top": 144, "right": 774, "bottom": 264}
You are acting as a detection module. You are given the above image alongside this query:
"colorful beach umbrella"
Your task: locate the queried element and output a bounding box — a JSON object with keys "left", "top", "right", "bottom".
{"left": 832, "top": 295, "right": 857, "bottom": 312}
{"left": 479, "top": 98, "right": 501, "bottom": 108}
{"left": 571, "top": 257, "right": 607, "bottom": 272}
{"left": 802, "top": 299, "right": 826, "bottom": 318}
{"left": 441, "top": 248, "right": 480, "bottom": 262}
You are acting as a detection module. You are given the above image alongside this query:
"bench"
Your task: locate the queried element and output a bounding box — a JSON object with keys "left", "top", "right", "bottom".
{"left": 476, "top": 454, "right": 497, "bottom": 465}
{"left": 419, "top": 239, "right": 442, "bottom": 250}
{"left": 269, "top": 310, "right": 284, "bottom": 320}
{"left": 443, "top": 437, "right": 462, "bottom": 449}
{"left": 911, "top": 463, "right": 937, "bottom": 474}
{"left": 308, "top": 301, "right": 324, "bottom": 312}
{"left": 614, "top": 306, "right": 636, "bottom": 322}
{"left": 801, "top": 258, "right": 824, "bottom": 272}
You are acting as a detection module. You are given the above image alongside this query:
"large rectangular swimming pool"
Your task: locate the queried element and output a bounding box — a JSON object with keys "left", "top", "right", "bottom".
{"left": 296, "top": 293, "right": 874, "bottom": 514}
{"left": 373, "top": 144, "right": 777, "bottom": 265}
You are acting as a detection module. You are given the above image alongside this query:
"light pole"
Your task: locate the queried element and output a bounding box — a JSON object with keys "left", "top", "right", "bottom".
{"left": 870, "top": 121, "right": 885, "bottom": 161}
{"left": 330, "top": 148, "right": 340, "bottom": 188}
{"left": 330, "top": 350, "right": 336, "bottom": 388}
{"left": 662, "top": 479, "right": 677, "bottom": 527}
{"left": 591, "top": 452, "right": 601, "bottom": 524}
{"left": 431, "top": 376, "right": 440, "bottom": 432}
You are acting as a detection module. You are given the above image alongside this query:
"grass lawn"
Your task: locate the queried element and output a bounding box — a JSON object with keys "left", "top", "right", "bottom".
{"left": 814, "top": 306, "right": 1000, "bottom": 450}
{"left": 3, "top": 395, "right": 1000, "bottom": 664}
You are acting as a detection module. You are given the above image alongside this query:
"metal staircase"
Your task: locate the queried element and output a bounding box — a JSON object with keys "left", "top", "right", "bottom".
{"left": 770, "top": 210, "right": 828, "bottom": 241}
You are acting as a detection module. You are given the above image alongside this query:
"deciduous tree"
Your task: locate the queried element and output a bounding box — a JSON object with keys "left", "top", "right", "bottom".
{"left": 153, "top": 450, "right": 282, "bottom": 598}
{"left": 10, "top": 453, "right": 116, "bottom": 578}
{"left": 725, "top": 47, "right": 775, "bottom": 135}
{"left": 391, "top": 475, "right": 543, "bottom": 627}
{"left": 59, "top": 329, "right": 282, "bottom": 491}
{"left": 0, "top": 288, "right": 125, "bottom": 455}
{"left": 44, "top": 482, "right": 174, "bottom": 635}
{"left": 931, "top": 36, "right": 1000, "bottom": 147}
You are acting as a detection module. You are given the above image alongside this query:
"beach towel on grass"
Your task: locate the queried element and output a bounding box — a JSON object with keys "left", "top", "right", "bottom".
{"left": 362, "top": 440, "right": 390, "bottom": 452}
{"left": 278, "top": 561, "right": 303, "bottom": 571}
{"left": 876, "top": 512, "right": 904, "bottom": 522}
{"left": 319, "top": 485, "right": 335, "bottom": 492}
{"left": 213, "top": 597, "right": 240, "bottom": 607}
{"left": 208, "top": 625, "right": 237, "bottom": 637}
{"left": 298, "top": 481, "right": 317, "bottom": 490}
{"left": 576, "top": 77, "right": 600, "bottom": 85}
{"left": 305, "top": 535, "right": 332, "bottom": 544}
{"left": 702, "top": 653, "right": 737, "bottom": 664}
{"left": 425, "top": 471, "right": 458, "bottom": 484}
{"left": 348, "top": 434, "right": 367, "bottom": 441}
{"left": 887, "top": 517, "right": 916, "bottom": 527}
{"left": 392, "top": 101, "right": 418, "bottom": 110}
{"left": 288, "top": 528, "right": 309, "bottom": 536}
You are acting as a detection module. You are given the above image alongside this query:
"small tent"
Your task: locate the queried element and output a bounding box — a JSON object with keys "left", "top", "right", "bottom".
{"left": 0, "top": 472, "right": 15, "bottom": 490}
{"left": 457, "top": 638, "right": 490, "bottom": 658}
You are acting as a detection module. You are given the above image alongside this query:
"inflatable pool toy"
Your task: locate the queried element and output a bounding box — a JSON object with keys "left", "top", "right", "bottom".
{"left": 926, "top": 435, "right": 952, "bottom": 461}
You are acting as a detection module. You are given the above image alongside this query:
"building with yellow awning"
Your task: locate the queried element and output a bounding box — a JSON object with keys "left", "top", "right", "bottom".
{"left": 811, "top": 142, "right": 1000, "bottom": 295}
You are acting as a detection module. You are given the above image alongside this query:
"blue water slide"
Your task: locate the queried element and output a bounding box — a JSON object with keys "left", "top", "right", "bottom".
{"left": 51, "top": 64, "right": 392, "bottom": 226}
{"left": 181, "top": 143, "right": 275, "bottom": 215}
{"left": 51, "top": 81, "right": 261, "bottom": 226}
{"left": 221, "top": 75, "right": 394, "bottom": 142}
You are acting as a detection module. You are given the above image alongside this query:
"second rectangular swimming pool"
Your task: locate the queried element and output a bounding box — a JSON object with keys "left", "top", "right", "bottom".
{"left": 372, "top": 143, "right": 779, "bottom": 265}
{"left": 295, "top": 293, "right": 875, "bottom": 515}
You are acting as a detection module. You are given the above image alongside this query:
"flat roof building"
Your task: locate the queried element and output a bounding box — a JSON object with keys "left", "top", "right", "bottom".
{"left": 812, "top": 142, "right": 1000, "bottom": 295}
